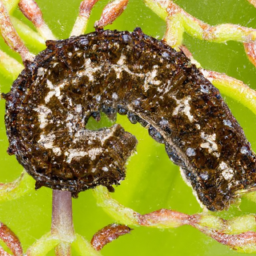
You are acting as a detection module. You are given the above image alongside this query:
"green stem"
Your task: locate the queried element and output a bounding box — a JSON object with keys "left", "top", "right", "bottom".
{"left": 0, "top": 171, "right": 35, "bottom": 202}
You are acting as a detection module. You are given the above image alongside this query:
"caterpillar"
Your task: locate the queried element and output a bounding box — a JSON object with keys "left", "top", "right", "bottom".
{"left": 3, "top": 28, "right": 256, "bottom": 211}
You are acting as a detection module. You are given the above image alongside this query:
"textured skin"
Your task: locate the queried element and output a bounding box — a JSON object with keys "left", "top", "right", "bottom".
{"left": 3, "top": 28, "right": 256, "bottom": 210}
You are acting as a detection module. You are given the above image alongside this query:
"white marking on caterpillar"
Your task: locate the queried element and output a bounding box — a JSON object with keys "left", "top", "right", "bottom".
{"left": 65, "top": 148, "right": 103, "bottom": 163}
{"left": 75, "top": 104, "right": 82, "bottom": 113}
{"left": 200, "top": 132, "right": 220, "bottom": 157}
{"left": 195, "top": 124, "right": 201, "bottom": 130}
{"left": 38, "top": 133, "right": 55, "bottom": 148}
{"left": 200, "top": 84, "right": 209, "bottom": 93}
{"left": 34, "top": 105, "right": 52, "bottom": 129}
{"left": 241, "top": 146, "right": 249, "bottom": 154}
{"left": 143, "top": 65, "right": 162, "bottom": 91}
{"left": 186, "top": 147, "right": 196, "bottom": 157}
{"left": 112, "top": 92, "right": 118, "bottom": 100}
{"left": 77, "top": 54, "right": 162, "bottom": 94}
{"left": 37, "top": 67, "right": 46, "bottom": 76}
{"left": 52, "top": 147, "right": 62, "bottom": 156}
{"left": 77, "top": 59, "right": 102, "bottom": 82}
{"left": 172, "top": 96, "right": 194, "bottom": 122}
{"left": 223, "top": 119, "right": 232, "bottom": 127}
{"left": 102, "top": 167, "right": 109, "bottom": 172}
{"left": 45, "top": 79, "right": 66, "bottom": 103}
{"left": 219, "top": 161, "right": 234, "bottom": 180}
{"left": 38, "top": 133, "right": 61, "bottom": 156}
{"left": 117, "top": 53, "right": 126, "bottom": 65}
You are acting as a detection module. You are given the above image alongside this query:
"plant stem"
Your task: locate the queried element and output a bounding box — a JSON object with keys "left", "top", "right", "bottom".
{"left": 51, "top": 190, "right": 75, "bottom": 256}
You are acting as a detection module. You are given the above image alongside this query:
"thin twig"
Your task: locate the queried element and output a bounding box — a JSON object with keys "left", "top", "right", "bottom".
{"left": 247, "top": 0, "right": 256, "bottom": 8}
{"left": 51, "top": 190, "right": 75, "bottom": 256}
{"left": 95, "top": 0, "right": 129, "bottom": 28}
{"left": 0, "top": 0, "right": 34, "bottom": 63}
{"left": 70, "top": 0, "right": 100, "bottom": 36}
{"left": 94, "top": 186, "right": 256, "bottom": 253}
{"left": 145, "top": 0, "right": 256, "bottom": 66}
{"left": 18, "top": 0, "right": 56, "bottom": 40}
{"left": 0, "top": 222, "right": 23, "bottom": 256}
{"left": 91, "top": 224, "right": 131, "bottom": 251}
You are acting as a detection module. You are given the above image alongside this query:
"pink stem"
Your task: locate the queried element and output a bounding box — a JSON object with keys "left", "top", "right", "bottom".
{"left": 51, "top": 190, "right": 75, "bottom": 256}
{"left": 0, "top": 223, "right": 22, "bottom": 256}
{"left": 136, "top": 209, "right": 256, "bottom": 250}
{"left": 95, "top": 0, "right": 129, "bottom": 28}
{"left": 91, "top": 224, "right": 131, "bottom": 251}
{"left": 244, "top": 42, "right": 256, "bottom": 67}
{"left": 0, "top": 0, "right": 33, "bottom": 63}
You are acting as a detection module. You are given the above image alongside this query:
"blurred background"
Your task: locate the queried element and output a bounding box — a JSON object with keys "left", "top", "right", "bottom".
{"left": 1, "top": 0, "right": 256, "bottom": 255}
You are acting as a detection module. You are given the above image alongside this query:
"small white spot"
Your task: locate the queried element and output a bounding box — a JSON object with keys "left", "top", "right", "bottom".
{"left": 200, "top": 84, "right": 209, "bottom": 93}
{"left": 200, "top": 173, "right": 209, "bottom": 180}
{"left": 221, "top": 169, "right": 234, "bottom": 180}
{"left": 213, "top": 152, "right": 220, "bottom": 158}
{"left": 186, "top": 147, "right": 196, "bottom": 157}
{"left": 96, "top": 95, "right": 101, "bottom": 102}
{"left": 53, "top": 147, "right": 62, "bottom": 156}
{"left": 75, "top": 104, "right": 82, "bottom": 113}
{"left": 241, "top": 146, "right": 249, "bottom": 155}
{"left": 37, "top": 67, "right": 45, "bottom": 76}
{"left": 113, "top": 42, "right": 120, "bottom": 49}
{"left": 219, "top": 161, "right": 234, "bottom": 180}
{"left": 162, "top": 52, "right": 169, "bottom": 58}
{"left": 133, "top": 99, "right": 140, "bottom": 106}
{"left": 160, "top": 119, "right": 168, "bottom": 126}
{"left": 102, "top": 167, "right": 109, "bottom": 172}
{"left": 195, "top": 124, "right": 201, "bottom": 130}
{"left": 200, "top": 132, "right": 219, "bottom": 155}
{"left": 112, "top": 93, "right": 118, "bottom": 100}
{"left": 223, "top": 120, "right": 232, "bottom": 128}
{"left": 66, "top": 113, "right": 74, "bottom": 121}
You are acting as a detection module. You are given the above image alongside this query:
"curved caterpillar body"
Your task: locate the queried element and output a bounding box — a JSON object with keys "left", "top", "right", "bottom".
{"left": 3, "top": 28, "right": 256, "bottom": 211}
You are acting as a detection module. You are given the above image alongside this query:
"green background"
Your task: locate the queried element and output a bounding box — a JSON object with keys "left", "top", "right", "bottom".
{"left": 1, "top": 0, "right": 256, "bottom": 255}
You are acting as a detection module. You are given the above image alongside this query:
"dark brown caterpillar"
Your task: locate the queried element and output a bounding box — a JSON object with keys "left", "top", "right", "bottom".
{"left": 3, "top": 28, "right": 256, "bottom": 211}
